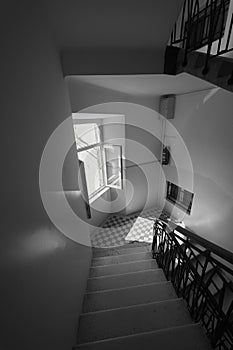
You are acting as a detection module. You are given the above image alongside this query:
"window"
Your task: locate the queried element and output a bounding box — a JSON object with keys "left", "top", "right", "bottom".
{"left": 166, "top": 181, "right": 194, "bottom": 215}
{"left": 73, "top": 121, "right": 123, "bottom": 202}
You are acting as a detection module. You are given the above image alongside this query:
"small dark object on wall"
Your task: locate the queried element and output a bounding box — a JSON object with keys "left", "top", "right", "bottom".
{"left": 162, "top": 146, "right": 170, "bottom": 165}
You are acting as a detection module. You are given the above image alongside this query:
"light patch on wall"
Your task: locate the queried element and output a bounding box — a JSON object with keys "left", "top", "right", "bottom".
{"left": 184, "top": 188, "right": 233, "bottom": 250}
{"left": 4, "top": 226, "right": 67, "bottom": 264}
{"left": 203, "top": 87, "right": 220, "bottom": 104}
{"left": 22, "top": 227, "right": 66, "bottom": 256}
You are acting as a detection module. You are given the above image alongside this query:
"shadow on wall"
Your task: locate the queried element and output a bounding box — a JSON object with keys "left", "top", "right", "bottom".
{"left": 0, "top": 221, "right": 92, "bottom": 350}
{"left": 124, "top": 161, "right": 149, "bottom": 215}
{"left": 185, "top": 171, "right": 233, "bottom": 252}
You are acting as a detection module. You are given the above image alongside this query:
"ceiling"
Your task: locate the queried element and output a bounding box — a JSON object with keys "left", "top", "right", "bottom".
{"left": 67, "top": 73, "right": 216, "bottom": 96}
{"left": 43, "top": 0, "right": 184, "bottom": 49}
{"left": 44, "top": 1, "right": 216, "bottom": 95}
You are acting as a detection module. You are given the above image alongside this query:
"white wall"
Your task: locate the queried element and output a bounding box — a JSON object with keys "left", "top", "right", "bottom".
{"left": 62, "top": 48, "right": 165, "bottom": 76}
{"left": 102, "top": 115, "right": 126, "bottom": 214}
{"left": 1, "top": 2, "right": 91, "bottom": 350}
{"left": 67, "top": 78, "right": 162, "bottom": 218}
{"left": 161, "top": 88, "right": 233, "bottom": 252}
{"left": 78, "top": 102, "right": 163, "bottom": 216}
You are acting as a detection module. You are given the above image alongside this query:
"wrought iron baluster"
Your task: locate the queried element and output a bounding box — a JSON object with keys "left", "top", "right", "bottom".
{"left": 153, "top": 213, "right": 233, "bottom": 349}
{"left": 217, "top": 0, "right": 226, "bottom": 54}
{"left": 203, "top": 0, "right": 218, "bottom": 74}
{"left": 225, "top": 12, "right": 233, "bottom": 51}
{"left": 193, "top": 0, "right": 200, "bottom": 50}
{"left": 181, "top": 0, "right": 187, "bottom": 47}
{"left": 170, "top": 0, "right": 233, "bottom": 79}
{"left": 183, "top": 0, "right": 195, "bottom": 66}
{"left": 174, "top": 22, "right": 177, "bottom": 43}
{"left": 170, "top": 29, "right": 174, "bottom": 46}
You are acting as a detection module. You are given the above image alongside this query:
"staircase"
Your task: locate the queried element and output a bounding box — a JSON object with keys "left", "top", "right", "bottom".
{"left": 165, "top": 0, "right": 233, "bottom": 93}
{"left": 73, "top": 244, "right": 212, "bottom": 350}
{"left": 164, "top": 45, "right": 233, "bottom": 93}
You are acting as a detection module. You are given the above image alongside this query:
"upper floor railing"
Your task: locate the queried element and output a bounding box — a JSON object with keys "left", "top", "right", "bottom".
{"left": 152, "top": 218, "right": 233, "bottom": 349}
{"left": 170, "top": 0, "right": 233, "bottom": 74}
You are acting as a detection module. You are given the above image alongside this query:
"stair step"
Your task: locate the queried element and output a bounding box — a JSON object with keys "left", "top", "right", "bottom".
{"left": 83, "top": 281, "right": 177, "bottom": 313}
{"left": 89, "top": 259, "right": 158, "bottom": 278}
{"left": 92, "top": 245, "right": 151, "bottom": 258}
{"left": 92, "top": 251, "right": 152, "bottom": 267}
{"left": 74, "top": 323, "right": 212, "bottom": 349}
{"left": 87, "top": 268, "right": 166, "bottom": 292}
{"left": 77, "top": 298, "right": 193, "bottom": 344}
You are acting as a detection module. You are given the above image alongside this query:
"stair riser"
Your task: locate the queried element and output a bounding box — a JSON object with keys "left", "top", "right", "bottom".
{"left": 92, "top": 252, "right": 152, "bottom": 267}
{"left": 92, "top": 245, "right": 150, "bottom": 258}
{"left": 87, "top": 269, "right": 166, "bottom": 292}
{"left": 78, "top": 299, "right": 192, "bottom": 344}
{"left": 74, "top": 324, "right": 212, "bottom": 350}
{"left": 83, "top": 282, "right": 177, "bottom": 312}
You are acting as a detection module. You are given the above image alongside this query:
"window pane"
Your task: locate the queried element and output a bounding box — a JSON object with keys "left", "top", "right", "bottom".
{"left": 73, "top": 123, "right": 100, "bottom": 149}
{"left": 103, "top": 144, "right": 123, "bottom": 189}
{"left": 78, "top": 145, "right": 104, "bottom": 198}
{"left": 166, "top": 181, "right": 194, "bottom": 215}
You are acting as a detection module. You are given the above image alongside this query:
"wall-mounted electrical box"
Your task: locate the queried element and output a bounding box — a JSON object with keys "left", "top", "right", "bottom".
{"left": 159, "top": 94, "right": 176, "bottom": 119}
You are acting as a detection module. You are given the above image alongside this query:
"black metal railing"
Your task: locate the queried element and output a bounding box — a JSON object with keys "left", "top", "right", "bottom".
{"left": 152, "top": 219, "right": 233, "bottom": 349}
{"left": 170, "top": 0, "right": 233, "bottom": 74}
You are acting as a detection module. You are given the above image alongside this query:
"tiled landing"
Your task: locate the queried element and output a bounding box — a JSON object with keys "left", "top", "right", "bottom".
{"left": 91, "top": 207, "right": 169, "bottom": 248}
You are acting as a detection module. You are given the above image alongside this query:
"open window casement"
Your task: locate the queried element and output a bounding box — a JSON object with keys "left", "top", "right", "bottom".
{"left": 78, "top": 159, "right": 91, "bottom": 218}
{"left": 77, "top": 143, "right": 123, "bottom": 202}
{"left": 102, "top": 144, "right": 123, "bottom": 189}
{"left": 73, "top": 120, "right": 124, "bottom": 201}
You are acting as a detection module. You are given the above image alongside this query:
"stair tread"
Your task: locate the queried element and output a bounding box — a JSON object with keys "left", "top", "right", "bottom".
{"left": 83, "top": 281, "right": 177, "bottom": 312}
{"left": 92, "top": 251, "right": 152, "bottom": 266}
{"left": 89, "top": 259, "right": 158, "bottom": 278}
{"left": 75, "top": 243, "right": 213, "bottom": 349}
{"left": 87, "top": 268, "right": 166, "bottom": 292}
{"left": 74, "top": 323, "right": 212, "bottom": 349}
{"left": 77, "top": 298, "right": 193, "bottom": 343}
{"left": 92, "top": 245, "right": 151, "bottom": 258}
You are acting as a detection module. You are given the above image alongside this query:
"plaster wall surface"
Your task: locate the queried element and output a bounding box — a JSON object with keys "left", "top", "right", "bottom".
{"left": 162, "top": 88, "right": 233, "bottom": 252}
{"left": 1, "top": 2, "right": 91, "bottom": 350}
{"left": 78, "top": 101, "right": 162, "bottom": 216}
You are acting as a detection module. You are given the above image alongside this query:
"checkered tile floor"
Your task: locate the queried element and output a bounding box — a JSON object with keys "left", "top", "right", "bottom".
{"left": 91, "top": 207, "right": 169, "bottom": 248}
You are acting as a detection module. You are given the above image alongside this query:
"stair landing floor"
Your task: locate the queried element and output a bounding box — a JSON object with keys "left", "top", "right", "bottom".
{"left": 91, "top": 207, "right": 169, "bottom": 248}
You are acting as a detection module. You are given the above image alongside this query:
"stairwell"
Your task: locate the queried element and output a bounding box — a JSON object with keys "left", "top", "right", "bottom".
{"left": 164, "top": 45, "right": 233, "bottom": 92}
{"left": 164, "top": 0, "right": 233, "bottom": 93}
{"left": 73, "top": 244, "right": 212, "bottom": 350}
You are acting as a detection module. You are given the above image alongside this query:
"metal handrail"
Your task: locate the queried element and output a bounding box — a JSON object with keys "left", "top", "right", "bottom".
{"left": 152, "top": 218, "right": 233, "bottom": 349}
{"left": 170, "top": 0, "right": 232, "bottom": 73}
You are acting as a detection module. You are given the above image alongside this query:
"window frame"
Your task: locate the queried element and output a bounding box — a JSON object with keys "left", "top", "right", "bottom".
{"left": 73, "top": 119, "right": 123, "bottom": 203}
{"left": 166, "top": 181, "right": 194, "bottom": 215}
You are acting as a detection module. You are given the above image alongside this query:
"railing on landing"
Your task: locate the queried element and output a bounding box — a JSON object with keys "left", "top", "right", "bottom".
{"left": 170, "top": 0, "right": 233, "bottom": 78}
{"left": 152, "top": 219, "right": 233, "bottom": 349}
